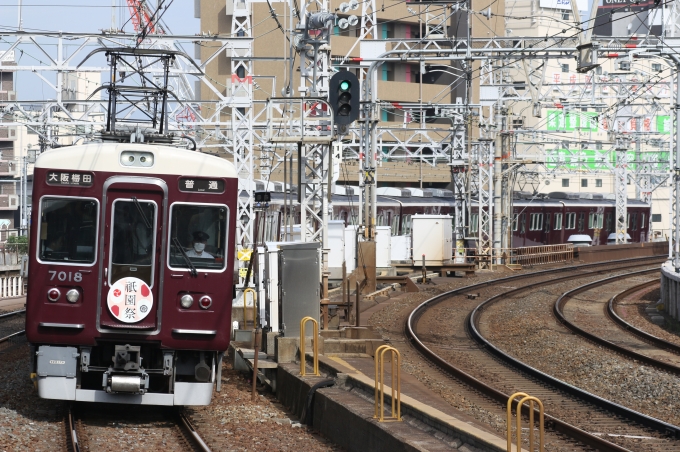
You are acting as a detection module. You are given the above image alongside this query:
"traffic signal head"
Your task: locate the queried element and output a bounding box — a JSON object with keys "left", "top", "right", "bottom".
{"left": 329, "top": 71, "right": 359, "bottom": 125}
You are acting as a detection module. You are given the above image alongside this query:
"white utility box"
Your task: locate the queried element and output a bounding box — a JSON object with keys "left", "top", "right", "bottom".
{"left": 375, "top": 226, "right": 391, "bottom": 267}
{"left": 327, "top": 220, "right": 346, "bottom": 278}
{"left": 391, "top": 235, "right": 411, "bottom": 262}
{"left": 344, "top": 225, "right": 358, "bottom": 273}
{"left": 411, "top": 215, "right": 453, "bottom": 265}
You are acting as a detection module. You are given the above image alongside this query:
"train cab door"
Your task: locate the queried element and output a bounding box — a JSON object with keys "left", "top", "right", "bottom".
{"left": 97, "top": 179, "right": 167, "bottom": 332}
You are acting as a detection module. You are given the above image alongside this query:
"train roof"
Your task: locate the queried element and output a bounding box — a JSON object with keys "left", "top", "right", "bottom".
{"left": 35, "top": 142, "right": 237, "bottom": 178}
{"left": 251, "top": 187, "right": 648, "bottom": 208}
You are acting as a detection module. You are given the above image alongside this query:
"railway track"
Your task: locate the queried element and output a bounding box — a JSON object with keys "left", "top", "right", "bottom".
{"left": 406, "top": 257, "right": 680, "bottom": 452}
{"left": 0, "top": 308, "right": 25, "bottom": 353}
{"left": 556, "top": 271, "right": 680, "bottom": 373}
{"left": 607, "top": 280, "right": 680, "bottom": 353}
{"left": 64, "top": 403, "right": 212, "bottom": 452}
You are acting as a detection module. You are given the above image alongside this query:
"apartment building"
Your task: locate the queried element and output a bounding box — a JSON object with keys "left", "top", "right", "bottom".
{"left": 0, "top": 54, "right": 20, "bottom": 234}
{"left": 196, "top": 0, "right": 504, "bottom": 189}
{"left": 504, "top": 0, "right": 673, "bottom": 239}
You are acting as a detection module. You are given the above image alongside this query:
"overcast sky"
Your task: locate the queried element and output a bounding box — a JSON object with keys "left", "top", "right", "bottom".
{"left": 0, "top": 0, "right": 200, "bottom": 99}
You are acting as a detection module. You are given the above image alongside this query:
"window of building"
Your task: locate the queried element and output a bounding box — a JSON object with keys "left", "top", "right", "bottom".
{"left": 565, "top": 212, "right": 576, "bottom": 229}
{"left": 581, "top": 179, "right": 588, "bottom": 188}
{"left": 554, "top": 213, "right": 563, "bottom": 230}
{"left": 562, "top": 12, "right": 570, "bottom": 21}
{"left": 595, "top": 179, "right": 602, "bottom": 187}
{"left": 470, "top": 213, "right": 478, "bottom": 234}
{"left": 652, "top": 214, "right": 662, "bottom": 222}
{"left": 561, "top": 63, "right": 569, "bottom": 73}
{"left": 529, "top": 213, "right": 543, "bottom": 231}
{"left": 562, "top": 179, "right": 569, "bottom": 187}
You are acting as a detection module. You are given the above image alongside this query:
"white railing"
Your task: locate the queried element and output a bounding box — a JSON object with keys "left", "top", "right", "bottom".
{"left": 0, "top": 276, "right": 23, "bottom": 298}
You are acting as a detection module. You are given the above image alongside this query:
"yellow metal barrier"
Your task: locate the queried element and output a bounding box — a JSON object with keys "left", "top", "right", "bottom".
{"left": 507, "top": 392, "right": 544, "bottom": 452}
{"left": 299, "top": 316, "right": 320, "bottom": 376}
{"left": 373, "top": 345, "right": 402, "bottom": 422}
{"left": 243, "top": 288, "right": 257, "bottom": 329}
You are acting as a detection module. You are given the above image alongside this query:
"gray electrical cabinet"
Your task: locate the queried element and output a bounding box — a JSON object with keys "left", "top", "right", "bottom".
{"left": 278, "top": 242, "right": 320, "bottom": 337}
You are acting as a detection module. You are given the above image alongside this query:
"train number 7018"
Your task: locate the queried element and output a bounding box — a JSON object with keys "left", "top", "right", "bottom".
{"left": 48, "top": 271, "right": 83, "bottom": 282}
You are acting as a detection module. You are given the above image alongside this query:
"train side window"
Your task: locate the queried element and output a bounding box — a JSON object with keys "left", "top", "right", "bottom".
{"left": 641, "top": 214, "right": 646, "bottom": 229}
{"left": 565, "top": 212, "right": 576, "bottom": 230}
{"left": 544, "top": 213, "right": 551, "bottom": 232}
{"left": 554, "top": 213, "right": 562, "bottom": 230}
{"left": 403, "top": 215, "right": 412, "bottom": 235}
{"left": 577, "top": 213, "right": 585, "bottom": 232}
{"left": 377, "top": 214, "right": 384, "bottom": 226}
{"left": 520, "top": 213, "right": 526, "bottom": 234}
{"left": 391, "top": 215, "right": 400, "bottom": 235}
{"left": 631, "top": 213, "right": 638, "bottom": 231}
{"left": 38, "top": 197, "right": 99, "bottom": 265}
{"left": 168, "top": 203, "right": 229, "bottom": 271}
{"left": 529, "top": 213, "right": 543, "bottom": 231}
{"left": 606, "top": 213, "right": 613, "bottom": 232}
{"left": 470, "top": 213, "right": 478, "bottom": 234}
{"left": 512, "top": 213, "right": 518, "bottom": 232}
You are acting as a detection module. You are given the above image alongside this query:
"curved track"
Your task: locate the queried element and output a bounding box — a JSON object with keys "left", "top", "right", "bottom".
{"left": 406, "top": 257, "right": 679, "bottom": 452}
{"left": 555, "top": 271, "right": 680, "bottom": 373}
{"left": 607, "top": 280, "right": 680, "bottom": 354}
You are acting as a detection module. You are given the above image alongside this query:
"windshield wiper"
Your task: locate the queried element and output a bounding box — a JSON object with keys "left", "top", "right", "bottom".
{"left": 131, "top": 197, "right": 152, "bottom": 229}
{"left": 172, "top": 237, "right": 197, "bottom": 277}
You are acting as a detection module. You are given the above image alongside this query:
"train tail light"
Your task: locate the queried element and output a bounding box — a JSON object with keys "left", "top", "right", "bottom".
{"left": 66, "top": 289, "right": 80, "bottom": 303}
{"left": 47, "top": 288, "right": 61, "bottom": 302}
{"left": 198, "top": 296, "right": 212, "bottom": 310}
{"left": 180, "top": 294, "right": 194, "bottom": 309}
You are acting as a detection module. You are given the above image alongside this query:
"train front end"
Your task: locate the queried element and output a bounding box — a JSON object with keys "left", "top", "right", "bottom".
{"left": 25, "top": 143, "right": 237, "bottom": 405}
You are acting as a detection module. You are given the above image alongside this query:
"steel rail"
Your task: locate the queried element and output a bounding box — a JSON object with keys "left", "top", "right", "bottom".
{"left": 0, "top": 309, "right": 26, "bottom": 344}
{"left": 554, "top": 270, "right": 680, "bottom": 375}
{"left": 66, "top": 405, "right": 80, "bottom": 452}
{"left": 607, "top": 280, "right": 680, "bottom": 354}
{"left": 0, "top": 308, "right": 25, "bottom": 319}
{"left": 0, "top": 329, "right": 25, "bottom": 343}
{"left": 468, "top": 268, "right": 680, "bottom": 440}
{"left": 406, "top": 256, "right": 669, "bottom": 452}
{"left": 178, "top": 410, "right": 212, "bottom": 452}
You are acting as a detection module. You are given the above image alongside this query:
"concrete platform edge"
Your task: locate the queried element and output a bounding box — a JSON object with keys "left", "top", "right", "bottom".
{"left": 275, "top": 353, "right": 523, "bottom": 452}
{"left": 318, "top": 355, "right": 520, "bottom": 452}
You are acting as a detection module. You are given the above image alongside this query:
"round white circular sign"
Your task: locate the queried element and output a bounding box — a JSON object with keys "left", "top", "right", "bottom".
{"left": 107, "top": 277, "right": 153, "bottom": 323}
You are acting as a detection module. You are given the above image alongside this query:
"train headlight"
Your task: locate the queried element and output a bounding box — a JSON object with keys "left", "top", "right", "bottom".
{"left": 180, "top": 294, "right": 194, "bottom": 309}
{"left": 198, "top": 296, "right": 212, "bottom": 310}
{"left": 47, "top": 288, "right": 61, "bottom": 302}
{"left": 66, "top": 289, "right": 80, "bottom": 303}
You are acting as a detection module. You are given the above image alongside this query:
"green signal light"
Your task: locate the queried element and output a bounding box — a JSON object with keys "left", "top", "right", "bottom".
{"left": 339, "top": 80, "right": 351, "bottom": 91}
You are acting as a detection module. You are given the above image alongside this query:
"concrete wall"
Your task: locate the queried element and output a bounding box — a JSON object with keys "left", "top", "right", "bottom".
{"left": 576, "top": 241, "right": 667, "bottom": 263}
{"left": 661, "top": 261, "right": 680, "bottom": 320}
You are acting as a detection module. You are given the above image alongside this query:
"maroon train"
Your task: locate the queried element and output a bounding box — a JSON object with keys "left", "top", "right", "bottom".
{"left": 258, "top": 188, "right": 652, "bottom": 246}
{"left": 26, "top": 143, "right": 237, "bottom": 405}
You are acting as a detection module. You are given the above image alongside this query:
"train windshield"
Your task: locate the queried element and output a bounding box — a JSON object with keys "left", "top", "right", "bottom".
{"left": 168, "top": 203, "right": 228, "bottom": 271}
{"left": 39, "top": 197, "right": 98, "bottom": 264}
{"left": 110, "top": 199, "right": 157, "bottom": 286}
